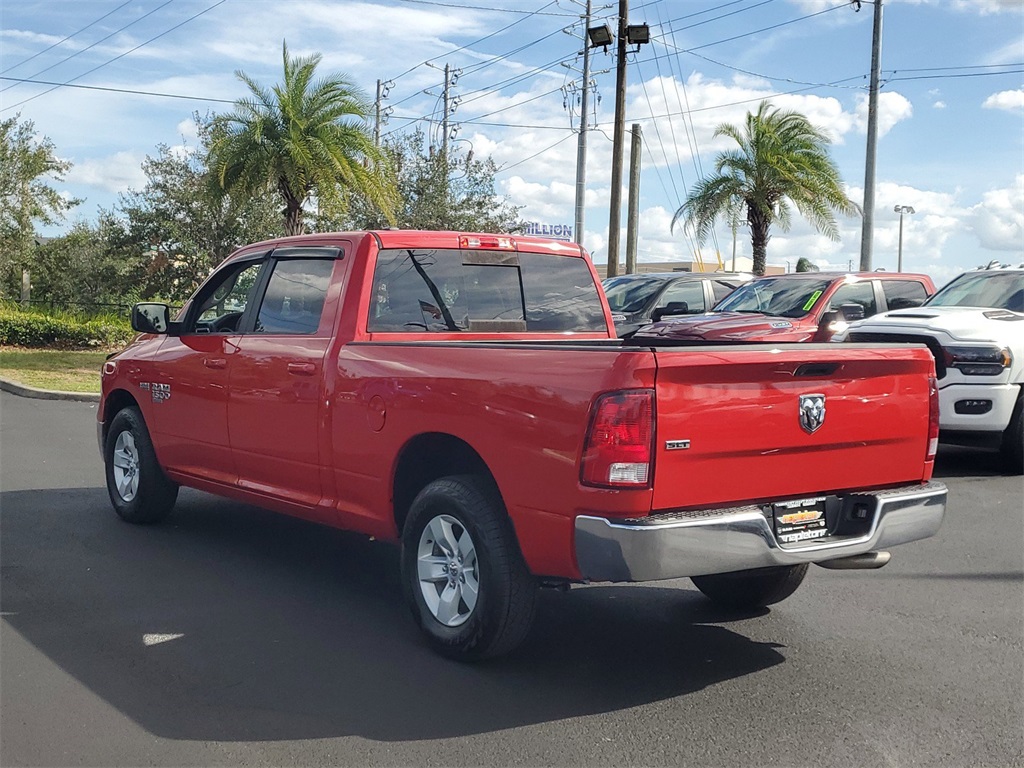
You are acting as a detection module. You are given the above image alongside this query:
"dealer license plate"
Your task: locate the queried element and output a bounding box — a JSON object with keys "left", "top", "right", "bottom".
{"left": 773, "top": 497, "right": 829, "bottom": 544}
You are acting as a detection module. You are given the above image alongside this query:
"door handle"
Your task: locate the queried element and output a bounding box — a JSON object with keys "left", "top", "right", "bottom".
{"left": 287, "top": 362, "right": 317, "bottom": 376}
{"left": 203, "top": 357, "right": 227, "bottom": 369}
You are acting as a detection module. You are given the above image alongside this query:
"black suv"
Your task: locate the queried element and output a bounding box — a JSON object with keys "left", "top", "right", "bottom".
{"left": 601, "top": 272, "right": 750, "bottom": 338}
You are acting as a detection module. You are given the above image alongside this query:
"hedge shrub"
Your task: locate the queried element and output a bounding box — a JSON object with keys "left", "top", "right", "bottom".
{"left": 0, "top": 303, "right": 134, "bottom": 349}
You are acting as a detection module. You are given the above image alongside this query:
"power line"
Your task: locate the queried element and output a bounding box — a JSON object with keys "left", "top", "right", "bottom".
{"left": 0, "top": 0, "right": 136, "bottom": 75}
{"left": 499, "top": 130, "right": 576, "bottom": 170}
{"left": 0, "top": 75, "right": 236, "bottom": 104}
{"left": 396, "top": 0, "right": 574, "bottom": 15}
{"left": 1, "top": 0, "right": 230, "bottom": 113}
{"left": 660, "top": 0, "right": 779, "bottom": 31}
{"left": 887, "top": 69, "right": 1024, "bottom": 83}
{"left": 650, "top": 1, "right": 847, "bottom": 55}
{"left": 0, "top": 0, "right": 178, "bottom": 94}
{"left": 387, "top": 0, "right": 562, "bottom": 84}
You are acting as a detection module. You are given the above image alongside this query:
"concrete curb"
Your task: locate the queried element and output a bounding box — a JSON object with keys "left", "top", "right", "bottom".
{"left": 0, "top": 376, "right": 100, "bottom": 403}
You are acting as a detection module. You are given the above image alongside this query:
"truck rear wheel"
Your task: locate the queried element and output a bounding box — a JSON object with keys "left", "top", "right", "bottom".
{"left": 104, "top": 406, "right": 178, "bottom": 524}
{"left": 400, "top": 475, "right": 536, "bottom": 661}
{"left": 1000, "top": 396, "right": 1023, "bottom": 475}
{"left": 691, "top": 563, "right": 808, "bottom": 609}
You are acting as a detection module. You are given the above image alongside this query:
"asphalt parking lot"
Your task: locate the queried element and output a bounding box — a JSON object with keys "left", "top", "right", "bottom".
{"left": 1, "top": 393, "right": 1021, "bottom": 767}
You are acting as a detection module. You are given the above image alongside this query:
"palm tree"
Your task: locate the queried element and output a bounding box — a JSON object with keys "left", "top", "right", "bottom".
{"left": 672, "top": 101, "right": 859, "bottom": 276}
{"left": 209, "top": 42, "right": 395, "bottom": 235}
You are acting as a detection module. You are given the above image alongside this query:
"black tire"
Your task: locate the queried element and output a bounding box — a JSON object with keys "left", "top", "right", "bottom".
{"left": 691, "top": 563, "right": 809, "bottom": 610}
{"left": 400, "top": 475, "right": 537, "bottom": 661}
{"left": 104, "top": 406, "right": 178, "bottom": 524}
{"left": 1000, "top": 395, "right": 1023, "bottom": 476}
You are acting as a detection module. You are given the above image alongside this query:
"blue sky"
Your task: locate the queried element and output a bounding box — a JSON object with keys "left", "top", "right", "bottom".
{"left": 2, "top": 0, "right": 1022, "bottom": 284}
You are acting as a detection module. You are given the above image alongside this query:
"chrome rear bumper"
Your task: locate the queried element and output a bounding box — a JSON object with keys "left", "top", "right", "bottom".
{"left": 574, "top": 482, "right": 947, "bottom": 582}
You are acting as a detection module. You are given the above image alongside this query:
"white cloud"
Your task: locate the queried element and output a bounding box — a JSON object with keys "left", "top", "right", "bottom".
{"left": 852, "top": 91, "right": 914, "bottom": 136}
{"left": 933, "top": 101, "right": 947, "bottom": 109}
{"left": 66, "top": 151, "right": 146, "bottom": 193}
{"left": 983, "top": 89, "right": 1024, "bottom": 112}
{"left": 968, "top": 175, "right": 1024, "bottom": 251}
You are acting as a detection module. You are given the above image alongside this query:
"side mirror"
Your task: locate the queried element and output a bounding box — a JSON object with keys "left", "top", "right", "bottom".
{"left": 839, "top": 303, "right": 866, "bottom": 322}
{"left": 651, "top": 301, "right": 690, "bottom": 323}
{"left": 131, "top": 303, "right": 171, "bottom": 334}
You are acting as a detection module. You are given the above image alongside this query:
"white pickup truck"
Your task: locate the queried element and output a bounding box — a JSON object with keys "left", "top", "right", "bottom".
{"left": 835, "top": 263, "right": 1023, "bottom": 474}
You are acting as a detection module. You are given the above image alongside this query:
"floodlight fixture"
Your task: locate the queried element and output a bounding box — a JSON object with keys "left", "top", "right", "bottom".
{"left": 587, "top": 23, "right": 613, "bottom": 49}
{"left": 625, "top": 23, "right": 650, "bottom": 47}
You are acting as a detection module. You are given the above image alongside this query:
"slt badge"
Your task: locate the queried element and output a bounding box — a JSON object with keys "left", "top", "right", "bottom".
{"left": 799, "top": 393, "right": 825, "bottom": 434}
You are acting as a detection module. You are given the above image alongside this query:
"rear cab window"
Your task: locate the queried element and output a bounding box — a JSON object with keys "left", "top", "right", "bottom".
{"left": 882, "top": 279, "right": 929, "bottom": 311}
{"left": 367, "top": 248, "right": 606, "bottom": 334}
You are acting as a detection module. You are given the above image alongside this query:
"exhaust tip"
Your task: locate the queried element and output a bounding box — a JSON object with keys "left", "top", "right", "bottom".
{"left": 815, "top": 551, "right": 892, "bottom": 570}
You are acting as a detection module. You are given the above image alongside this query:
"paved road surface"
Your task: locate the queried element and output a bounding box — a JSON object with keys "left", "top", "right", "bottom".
{"left": 1, "top": 393, "right": 1021, "bottom": 766}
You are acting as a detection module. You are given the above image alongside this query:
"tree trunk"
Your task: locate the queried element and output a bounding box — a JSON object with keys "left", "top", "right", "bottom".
{"left": 279, "top": 180, "right": 305, "bottom": 236}
{"left": 747, "top": 203, "right": 770, "bottom": 276}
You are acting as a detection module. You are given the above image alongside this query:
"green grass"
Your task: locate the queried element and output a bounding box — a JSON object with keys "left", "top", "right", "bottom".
{"left": 0, "top": 348, "right": 108, "bottom": 393}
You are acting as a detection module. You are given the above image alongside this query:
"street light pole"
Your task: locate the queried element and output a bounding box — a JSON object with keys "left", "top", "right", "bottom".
{"left": 574, "top": 0, "right": 593, "bottom": 247}
{"left": 894, "top": 204, "right": 915, "bottom": 272}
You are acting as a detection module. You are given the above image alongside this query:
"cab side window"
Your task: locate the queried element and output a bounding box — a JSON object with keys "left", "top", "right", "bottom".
{"left": 828, "top": 282, "right": 877, "bottom": 317}
{"left": 711, "top": 280, "right": 738, "bottom": 305}
{"left": 883, "top": 280, "right": 928, "bottom": 311}
{"left": 190, "top": 261, "right": 264, "bottom": 334}
{"left": 254, "top": 259, "right": 335, "bottom": 334}
{"left": 657, "top": 281, "right": 705, "bottom": 314}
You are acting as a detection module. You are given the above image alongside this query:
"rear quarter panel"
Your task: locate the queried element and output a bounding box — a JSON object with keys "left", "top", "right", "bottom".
{"left": 327, "top": 342, "right": 659, "bottom": 577}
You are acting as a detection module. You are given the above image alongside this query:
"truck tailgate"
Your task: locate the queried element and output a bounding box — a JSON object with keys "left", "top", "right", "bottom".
{"left": 650, "top": 344, "right": 935, "bottom": 510}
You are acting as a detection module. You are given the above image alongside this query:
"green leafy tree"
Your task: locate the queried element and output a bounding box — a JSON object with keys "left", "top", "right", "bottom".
{"left": 0, "top": 115, "right": 79, "bottom": 295}
{"left": 30, "top": 216, "right": 145, "bottom": 310}
{"left": 116, "top": 115, "right": 281, "bottom": 301}
{"left": 340, "top": 130, "right": 522, "bottom": 232}
{"left": 795, "top": 257, "right": 820, "bottom": 272}
{"left": 209, "top": 42, "right": 396, "bottom": 236}
{"left": 673, "top": 101, "right": 859, "bottom": 276}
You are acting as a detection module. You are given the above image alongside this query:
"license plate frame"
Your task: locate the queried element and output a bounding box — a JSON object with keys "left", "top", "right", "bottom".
{"left": 772, "top": 496, "right": 829, "bottom": 545}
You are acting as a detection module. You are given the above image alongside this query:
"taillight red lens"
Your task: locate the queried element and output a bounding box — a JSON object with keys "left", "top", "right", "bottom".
{"left": 581, "top": 389, "right": 655, "bottom": 488}
{"left": 926, "top": 376, "right": 940, "bottom": 461}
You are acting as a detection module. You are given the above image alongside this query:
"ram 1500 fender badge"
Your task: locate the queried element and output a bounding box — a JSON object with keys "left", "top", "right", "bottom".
{"left": 140, "top": 382, "right": 171, "bottom": 403}
{"left": 799, "top": 393, "right": 825, "bottom": 434}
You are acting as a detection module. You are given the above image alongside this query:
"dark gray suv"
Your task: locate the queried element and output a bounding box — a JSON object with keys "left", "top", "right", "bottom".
{"left": 601, "top": 272, "right": 751, "bottom": 338}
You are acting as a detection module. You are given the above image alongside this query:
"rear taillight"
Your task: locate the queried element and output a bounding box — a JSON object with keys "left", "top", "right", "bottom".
{"left": 581, "top": 389, "right": 655, "bottom": 488}
{"left": 926, "top": 376, "right": 940, "bottom": 461}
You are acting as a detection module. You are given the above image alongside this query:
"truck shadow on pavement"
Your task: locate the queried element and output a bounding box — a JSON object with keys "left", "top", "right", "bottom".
{"left": 1, "top": 486, "right": 784, "bottom": 743}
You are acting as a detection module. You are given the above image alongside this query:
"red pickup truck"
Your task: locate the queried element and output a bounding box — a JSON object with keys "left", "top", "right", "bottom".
{"left": 633, "top": 271, "right": 936, "bottom": 343}
{"left": 100, "top": 231, "right": 947, "bottom": 660}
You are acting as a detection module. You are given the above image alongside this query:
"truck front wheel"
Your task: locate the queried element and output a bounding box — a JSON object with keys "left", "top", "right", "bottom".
{"left": 400, "top": 475, "right": 537, "bottom": 661}
{"left": 691, "top": 563, "right": 809, "bottom": 609}
{"left": 104, "top": 406, "right": 178, "bottom": 524}
{"left": 1001, "top": 396, "right": 1023, "bottom": 475}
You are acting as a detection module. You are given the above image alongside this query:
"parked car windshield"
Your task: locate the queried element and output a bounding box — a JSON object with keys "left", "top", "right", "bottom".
{"left": 713, "top": 276, "right": 835, "bottom": 318}
{"left": 926, "top": 271, "right": 1023, "bottom": 311}
{"left": 601, "top": 275, "right": 665, "bottom": 314}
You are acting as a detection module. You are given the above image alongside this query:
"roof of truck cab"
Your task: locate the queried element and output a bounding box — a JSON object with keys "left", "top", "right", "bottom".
{"left": 752, "top": 271, "right": 933, "bottom": 281}
{"left": 233, "top": 230, "right": 588, "bottom": 258}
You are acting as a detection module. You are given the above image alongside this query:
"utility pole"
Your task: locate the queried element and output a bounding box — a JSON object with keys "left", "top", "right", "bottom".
{"left": 375, "top": 79, "right": 383, "bottom": 147}
{"left": 442, "top": 63, "right": 451, "bottom": 157}
{"left": 858, "top": 0, "right": 884, "bottom": 271}
{"left": 573, "top": 0, "right": 593, "bottom": 247}
{"left": 373, "top": 79, "right": 394, "bottom": 148}
{"left": 606, "top": 0, "right": 628, "bottom": 279}
{"left": 625, "top": 123, "right": 642, "bottom": 274}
